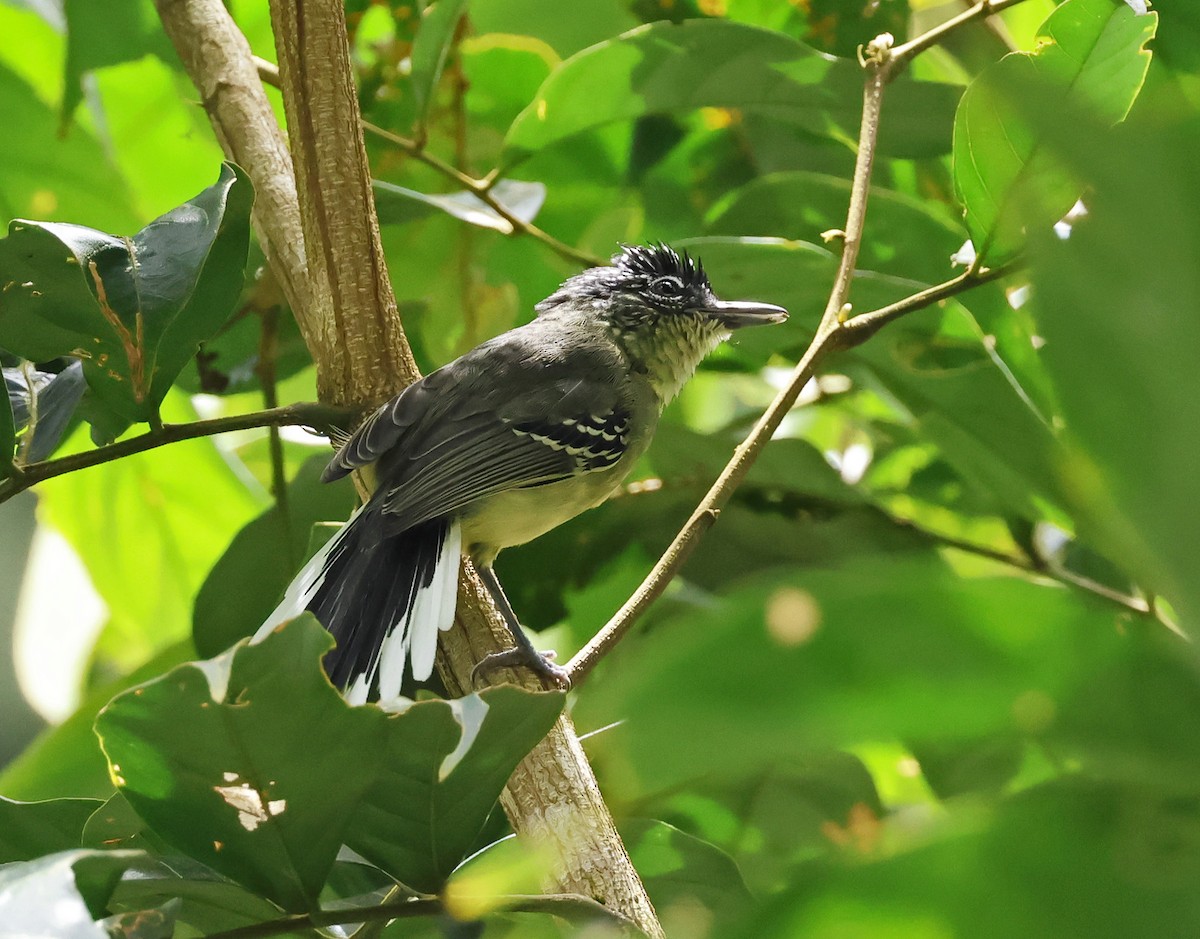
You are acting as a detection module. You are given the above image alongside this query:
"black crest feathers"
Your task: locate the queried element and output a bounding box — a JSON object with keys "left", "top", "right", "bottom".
{"left": 614, "top": 242, "right": 708, "bottom": 290}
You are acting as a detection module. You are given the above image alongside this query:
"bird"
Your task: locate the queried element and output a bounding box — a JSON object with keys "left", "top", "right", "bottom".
{"left": 257, "top": 243, "right": 787, "bottom": 703}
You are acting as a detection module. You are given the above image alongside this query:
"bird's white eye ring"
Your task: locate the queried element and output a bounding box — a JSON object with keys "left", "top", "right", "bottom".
{"left": 653, "top": 276, "right": 684, "bottom": 298}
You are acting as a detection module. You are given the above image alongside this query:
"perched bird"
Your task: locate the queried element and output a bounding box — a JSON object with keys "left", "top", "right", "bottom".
{"left": 258, "top": 243, "right": 786, "bottom": 702}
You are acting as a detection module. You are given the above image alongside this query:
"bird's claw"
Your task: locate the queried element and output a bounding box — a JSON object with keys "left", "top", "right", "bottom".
{"left": 472, "top": 647, "right": 572, "bottom": 690}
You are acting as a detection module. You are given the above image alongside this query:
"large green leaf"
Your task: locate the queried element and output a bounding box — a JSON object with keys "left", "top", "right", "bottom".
{"left": 94, "top": 616, "right": 382, "bottom": 912}
{"left": 952, "top": 0, "right": 1157, "bottom": 263}
{"left": 0, "top": 162, "right": 253, "bottom": 438}
{"left": 0, "top": 796, "right": 101, "bottom": 862}
{"left": 736, "top": 779, "right": 1200, "bottom": 939}
{"left": 344, "top": 684, "right": 565, "bottom": 892}
{"left": 1029, "top": 114, "right": 1200, "bottom": 630}
{"left": 575, "top": 551, "right": 1130, "bottom": 797}
{"left": 502, "top": 19, "right": 962, "bottom": 164}
{"left": 0, "top": 849, "right": 143, "bottom": 936}
{"left": 95, "top": 617, "right": 565, "bottom": 909}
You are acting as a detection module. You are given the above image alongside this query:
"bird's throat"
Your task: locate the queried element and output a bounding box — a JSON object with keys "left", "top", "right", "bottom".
{"left": 624, "top": 317, "right": 727, "bottom": 404}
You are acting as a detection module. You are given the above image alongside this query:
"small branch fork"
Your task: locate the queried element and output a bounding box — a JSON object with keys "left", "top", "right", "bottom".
{"left": 567, "top": 1, "right": 1032, "bottom": 683}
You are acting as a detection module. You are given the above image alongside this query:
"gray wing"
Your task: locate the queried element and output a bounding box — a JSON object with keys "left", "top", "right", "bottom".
{"left": 322, "top": 325, "right": 632, "bottom": 531}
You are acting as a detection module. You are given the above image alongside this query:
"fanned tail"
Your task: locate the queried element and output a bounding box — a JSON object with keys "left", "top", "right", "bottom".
{"left": 255, "top": 506, "right": 462, "bottom": 702}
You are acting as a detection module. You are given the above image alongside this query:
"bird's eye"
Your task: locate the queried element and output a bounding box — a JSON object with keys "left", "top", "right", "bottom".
{"left": 652, "top": 277, "right": 684, "bottom": 299}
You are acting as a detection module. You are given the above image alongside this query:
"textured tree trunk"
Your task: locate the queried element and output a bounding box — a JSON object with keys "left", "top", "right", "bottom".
{"left": 152, "top": 0, "right": 662, "bottom": 934}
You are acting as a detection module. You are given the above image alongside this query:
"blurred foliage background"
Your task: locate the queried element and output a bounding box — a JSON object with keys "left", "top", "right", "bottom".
{"left": 2, "top": 0, "right": 1199, "bottom": 935}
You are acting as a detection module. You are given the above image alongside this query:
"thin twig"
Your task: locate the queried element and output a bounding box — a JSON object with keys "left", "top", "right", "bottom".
{"left": 201, "top": 897, "right": 443, "bottom": 939}
{"left": 0, "top": 402, "right": 352, "bottom": 506}
{"left": 253, "top": 56, "right": 603, "bottom": 268}
{"left": 886, "top": 0, "right": 1033, "bottom": 73}
{"left": 201, "top": 892, "right": 636, "bottom": 939}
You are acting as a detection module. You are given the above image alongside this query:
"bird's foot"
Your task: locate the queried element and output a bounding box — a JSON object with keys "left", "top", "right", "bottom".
{"left": 472, "top": 647, "right": 572, "bottom": 691}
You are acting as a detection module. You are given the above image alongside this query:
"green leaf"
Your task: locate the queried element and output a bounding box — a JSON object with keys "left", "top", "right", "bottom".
{"left": 0, "top": 796, "right": 102, "bottom": 862}
{"left": 575, "top": 551, "right": 1129, "bottom": 797}
{"left": 502, "top": 19, "right": 962, "bottom": 165}
{"left": 95, "top": 616, "right": 381, "bottom": 912}
{"left": 952, "top": 0, "right": 1157, "bottom": 262}
{"left": 343, "top": 684, "right": 565, "bottom": 892}
{"left": 0, "top": 849, "right": 143, "bottom": 935}
{"left": 409, "top": 0, "right": 469, "bottom": 132}
{"left": 1029, "top": 114, "right": 1200, "bottom": 629}
{"left": 624, "top": 819, "right": 754, "bottom": 929}
{"left": 62, "top": 0, "right": 174, "bottom": 122}
{"left": 737, "top": 779, "right": 1200, "bottom": 939}
{"left": 374, "top": 178, "right": 546, "bottom": 233}
{"left": 0, "top": 642, "right": 194, "bottom": 802}
{"left": 0, "top": 162, "right": 253, "bottom": 437}
{"left": 192, "top": 454, "right": 357, "bottom": 659}
{"left": 96, "top": 617, "right": 565, "bottom": 909}
{"left": 705, "top": 170, "right": 966, "bottom": 284}
{"left": 0, "top": 59, "right": 140, "bottom": 234}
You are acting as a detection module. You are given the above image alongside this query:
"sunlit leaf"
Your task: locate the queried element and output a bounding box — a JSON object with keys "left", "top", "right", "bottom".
{"left": 0, "top": 849, "right": 143, "bottom": 936}
{"left": 503, "top": 19, "right": 962, "bottom": 164}
{"left": 952, "top": 0, "right": 1157, "bottom": 262}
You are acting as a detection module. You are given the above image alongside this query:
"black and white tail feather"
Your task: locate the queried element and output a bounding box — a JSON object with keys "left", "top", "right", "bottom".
{"left": 255, "top": 505, "right": 462, "bottom": 704}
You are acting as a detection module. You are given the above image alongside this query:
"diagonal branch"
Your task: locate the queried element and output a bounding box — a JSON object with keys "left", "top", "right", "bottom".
{"left": 566, "top": 21, "right": 1027, "bottom": 683}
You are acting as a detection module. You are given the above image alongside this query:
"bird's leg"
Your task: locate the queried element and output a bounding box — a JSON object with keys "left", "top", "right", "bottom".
{"left": 473, "top": 565, "right": 571, "bottom": 690}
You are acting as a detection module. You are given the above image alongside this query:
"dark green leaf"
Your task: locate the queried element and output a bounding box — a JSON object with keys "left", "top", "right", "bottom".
{"left": 0, "top": 365, "right": 14, "bottom": 474}
{"left": 344, "top": 684, "right": 565, "bottom": 892}
{"left": 3, "top": 359, "right": 86, "bottom": 462}
{"left": 953, "top": 0, "right": 1157, "bottom": 262}
{"left": 0, "top": 849, "right": 143, "bottom": 935}
{"left": 95, "top": 616, "right": 380, "bottom": 912}
{"left": 192, "top": 454, "right": 357, "bottom": 659}
{"left": 0, "top": 796, "right": 102, "bottom": 862}
{"left": 96, "top": 617, "right": 564, "bottom": 908}
{"left": 502, "top": 20, "right": 961, "bottom": 165}
{"left": 0, "top": 162, "right": 253, "bottom": 437}
{"left": 737, "top": 779, "right": 1200, "bottom": 939}
{"left": 409, "top": 0, "right": 469, "bottom": 131}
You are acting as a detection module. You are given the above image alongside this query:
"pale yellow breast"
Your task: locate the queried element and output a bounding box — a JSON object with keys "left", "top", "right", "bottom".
{"left": 458, "top": 469, "right": 627, "bottom": 565}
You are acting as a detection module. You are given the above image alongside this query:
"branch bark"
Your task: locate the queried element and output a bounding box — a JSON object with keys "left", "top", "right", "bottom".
{"left": 153, "top": 0, "right": 662, "bottom": 934}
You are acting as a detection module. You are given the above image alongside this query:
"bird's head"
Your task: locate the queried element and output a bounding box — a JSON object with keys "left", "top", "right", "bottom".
{"left": 536, "top": 243, "right": 788, "bottom": 401}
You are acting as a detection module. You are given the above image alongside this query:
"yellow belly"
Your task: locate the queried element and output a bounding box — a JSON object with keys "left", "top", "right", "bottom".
{"left": 458, "top": 471, "right": 625, "bottom": 565}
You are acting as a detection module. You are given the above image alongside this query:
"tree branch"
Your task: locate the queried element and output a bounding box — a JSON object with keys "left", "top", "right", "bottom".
{"left": 565, "top": 262, "right": 1012, "bottom": 682}
{"left": 0, "top": 402, "right": 349, "bottom": 506}
{"left": 886, "top": 0, "right": 1034, "bottom": 73}
{"left": 156, "top": 1, "right": 663, "bottom": 934}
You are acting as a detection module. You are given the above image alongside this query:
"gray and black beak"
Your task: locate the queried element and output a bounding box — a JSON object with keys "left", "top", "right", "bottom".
{"left": 691, "top": 298, "right": 789, "bottom": 329}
